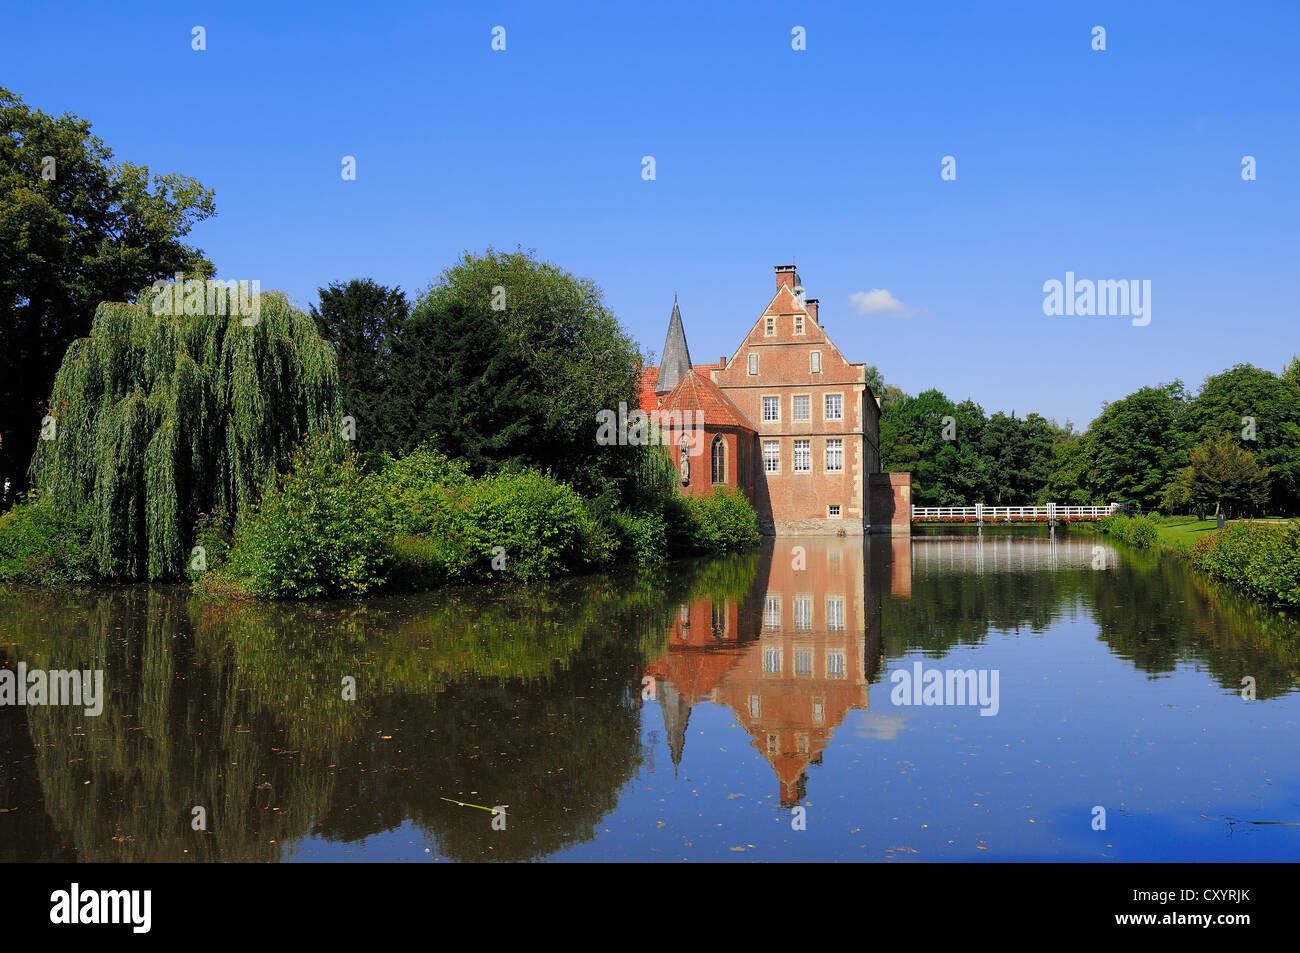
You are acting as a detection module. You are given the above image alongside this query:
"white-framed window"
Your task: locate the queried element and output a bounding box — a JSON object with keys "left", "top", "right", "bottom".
{"left": 827, "top": 596, "right": 845, "bottom": 631}
{"left": 797, "top": 733, "right": 809, "bottom": 754}
{"left": 764, "top": 595, "right": 781, "bottom": 629}
{"left": 751, "top": 694, "right": 761, "bottom": 718}
{"left": 795, "top": 650, "right": 813, "bottom": 677}
{"left": 793, "top": 439, "right": 810, "bottom": 473}
{"left": 762, "top": 440, "right": 780, "bottom": 473}
{"left": 762, "top": 396, "right": 780, "bottom": 421}
{"left": 792, "top": 394, "right": 810, "bottom": 421}
{"left": 813, "top": 697, "right": 825, "bottom": 723}
{"left": 767, "top": 734, "right": 778, "bottom": 754}
{"left": 827, "top": 503, "right": 840, "bottom": 517}
{"left": 827, "top": 651, "right": 846, "bottom": 679}
{"left": 794, "top": 314, "right": 804, "bottom": 335}
{"left": 794, "top": 596, "right": 812, "bottom": 630}
{"left": 765, "top": 317, "right": 775, "bottom": 337}
{"left": 825, "top": 438, "right": 843, "bottom": 472}
{"left": 748, "top": 353, "right": 759, "bottom": 375}
{"left": 763, "top": 645, "right": 782, "bottom": 673}
{"left": 811, "top": 351, "right": 822, "bottom": 374}
{"left": 824, "top": 393, "right": 842, "bottom": 420}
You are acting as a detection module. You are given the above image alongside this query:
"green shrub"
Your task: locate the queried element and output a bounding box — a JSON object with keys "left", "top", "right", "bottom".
{"left": 372, "top": 444, "right": 469, "bottom": 537}
{"left": 454, "top": 469, "right": 592, "bottom": 581}
{"left": 187, "top": 507, "right": 234, "bottom": 581}
{"left": 387, "top": 532, "right": 475, "bottom": 589}
{"left": 1095, "top": 513, "right": 1157, "bottom": 550}
{"left": 612, "top": 509, "right": 669, "bottom": 565}
{"left": 1189, "top": 521, "right": 1300, "bottom": 608}
{"left": 222, "top": 437, "right": 391, "bottom": 598}
{"left": 0, "top": 492, "right": 97, "bottom": 584}
{"left": 1128, "top": 515, "right": 1158, "bottom": 549}
{"left": 680, "top": 487, "right": 761, "bottom": 554}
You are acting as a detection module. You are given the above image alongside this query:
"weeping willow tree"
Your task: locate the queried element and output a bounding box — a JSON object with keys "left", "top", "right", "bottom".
{"left": 30, "top": 284, "right": 340, "bottom": 580}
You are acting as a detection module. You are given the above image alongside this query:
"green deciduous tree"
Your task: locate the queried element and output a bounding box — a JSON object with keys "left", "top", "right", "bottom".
{"left": 1166, "top": 433, "right": 1271, "bottom": 519}
{"left": 1085, "top": 383, "right": 1190, "bottom": 510}
{"left": 0, "top": 87, "right": 216, "bottom": 493}
{"left": 1183, "top": 363, "right": 1300, "bottom": 513}
{"left": 385, "top": 248, "right": 642, "bottom": 498}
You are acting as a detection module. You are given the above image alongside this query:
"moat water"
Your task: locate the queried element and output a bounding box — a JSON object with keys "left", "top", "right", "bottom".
{"left": 2, "top": 528, "right": 1298, "bottom": 861}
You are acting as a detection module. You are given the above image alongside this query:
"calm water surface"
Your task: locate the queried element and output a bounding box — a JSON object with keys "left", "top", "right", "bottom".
{"left": 2, "top": 529, "right": 1298, "bottom": 862}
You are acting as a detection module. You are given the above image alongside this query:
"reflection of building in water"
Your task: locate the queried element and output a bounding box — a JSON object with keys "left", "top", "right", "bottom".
{"left": 645, "top": 538, "right": 908, "bottom": 805}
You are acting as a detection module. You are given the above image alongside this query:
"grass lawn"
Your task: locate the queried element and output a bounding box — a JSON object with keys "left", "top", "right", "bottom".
{"left": 1155, "top": 516, "right": 1220, "bottom": 551}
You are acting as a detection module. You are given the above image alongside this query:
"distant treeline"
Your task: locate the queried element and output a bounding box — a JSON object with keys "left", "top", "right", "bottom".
{"left": 874, "top": 361, "right": 1300, "bottom": 515}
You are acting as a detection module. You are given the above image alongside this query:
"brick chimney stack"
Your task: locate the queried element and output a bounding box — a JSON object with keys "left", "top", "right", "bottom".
{"left": 775, "top": 264, "right": 799, "bottom": 292}
{"left": 806, "top": 298, "right": 819, "bottom": 322}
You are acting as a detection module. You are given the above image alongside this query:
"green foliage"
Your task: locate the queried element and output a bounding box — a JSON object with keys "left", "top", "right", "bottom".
{"left": 0, "top": 491, "right": 96, "bottom": 584}
{"left": 372, "top": 444, "right": 470, "bottom": 536}
{"left": 1086, "top": 383, "right": 1191, "bottom": 511}
{"left": 864, "top": 365, "right": 906, "bottom": 412}
{"left": 222, "top": 437, "right": 390, "bottom": 598}
{"left": 880, "top": 390, "right": 1061, "bottom": 505}
{"left": 611, "top": 509, "right": 669, "bottom": 565}
{"left": 678, "top": 487, "right": 761, "bottom": 554}
{"left": 1096, "top": 513, "right": 1159, "bottom": 550}
{"left": 309, "top": 279, "right": 409, "bottom": 452}
{"left": 1165, "top": 433, "right": 1271, "bottom": 519}
{"left": 1182, "top": 364, "right": 1299, "bottom": 512}
{"left": 384, "top": 247, "right": 642, "bottom": 499}
{"left": 1189, "top": 521, "right": 1300, "bottom": 608}
{"left": 0, "top": 87, "right": 216, "bottom": 495}
{"left": 453, "top": 469, "right": 593, "bottom": 581}
{"left": 29, "top": 288, "right": 340, "bottom": 580}
{"left": 187, "top": 507, "right": 233, "bottom": 581}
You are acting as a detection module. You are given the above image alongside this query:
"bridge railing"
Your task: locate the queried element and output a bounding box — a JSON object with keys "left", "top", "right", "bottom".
{"left": 911, "top": 503, "right": 1120, "bottom": 521}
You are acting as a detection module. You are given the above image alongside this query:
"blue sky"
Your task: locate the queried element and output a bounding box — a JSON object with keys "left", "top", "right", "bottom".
{"left": 3, "top": 0, "right": 1296, "bottom": 428}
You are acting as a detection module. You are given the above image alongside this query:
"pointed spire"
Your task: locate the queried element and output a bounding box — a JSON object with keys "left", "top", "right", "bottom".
{"left": 658, "top": 681, "right": 691, "bottom": 775}
{"left": 655, "top": 296, "right": 693, "bottom": 394}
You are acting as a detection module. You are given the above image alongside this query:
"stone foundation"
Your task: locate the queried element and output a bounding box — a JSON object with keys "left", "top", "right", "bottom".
{"left": 764, "top": 517, "right": 864, "bottom": 537}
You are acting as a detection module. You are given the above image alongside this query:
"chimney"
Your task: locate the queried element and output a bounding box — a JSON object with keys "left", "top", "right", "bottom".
{"left": 775, "top": 264, "right": 799, "bottom": 292}
{"left": 806, "top": 298, "right": 819, "bottom": 322}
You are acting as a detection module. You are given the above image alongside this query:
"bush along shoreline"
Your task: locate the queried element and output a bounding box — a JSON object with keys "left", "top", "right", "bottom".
{"left": 3, "top": 436, "right": 761, "bottom": 599}
{"left": 1092, "top": 512, "right": 1300, "bottom": 610}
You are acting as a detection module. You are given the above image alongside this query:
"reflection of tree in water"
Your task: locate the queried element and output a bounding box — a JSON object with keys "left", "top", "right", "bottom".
{"left": 1088, "top": 551, "right": 1300, "bottom": 699}
{"left": 0, "top": 553, "right": 762, "bottom": 862}
{"left": 882, "top": 533, "right": 1300, "bottom": 700}
{"left": 882, "top": 567, "right": 1091, "bottom": 658}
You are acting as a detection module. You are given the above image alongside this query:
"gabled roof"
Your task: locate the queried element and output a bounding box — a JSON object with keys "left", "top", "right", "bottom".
{"left": 660, "top": 368, "right": 756, "bottom": 430}
{"left": 654, "top": 296, "right": 693, "bottom": 394}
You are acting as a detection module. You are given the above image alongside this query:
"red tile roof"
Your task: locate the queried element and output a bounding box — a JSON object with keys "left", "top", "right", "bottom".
{"left": 639, "top": 361, "right": 727, "bottom": 415}
{"left": 658, "top": 368, "right": 755, "bottom": 430}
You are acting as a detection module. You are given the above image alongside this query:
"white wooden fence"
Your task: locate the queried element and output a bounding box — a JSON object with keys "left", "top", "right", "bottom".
{"left": 911, "top": 503, "right": 1122, "bottom": 522}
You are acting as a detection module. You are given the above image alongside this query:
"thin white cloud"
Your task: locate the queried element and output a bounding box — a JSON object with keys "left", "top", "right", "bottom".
{"left": 850, "top": 289, "right": 910, "bottom": 315}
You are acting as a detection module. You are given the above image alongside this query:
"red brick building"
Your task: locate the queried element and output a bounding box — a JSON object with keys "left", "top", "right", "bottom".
{"left": 642, "top": 266, "right": 909, "bottom": 535}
